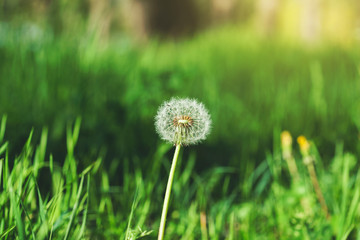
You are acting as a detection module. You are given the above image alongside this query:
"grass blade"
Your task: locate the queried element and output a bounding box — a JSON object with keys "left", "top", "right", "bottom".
{"left": 34, "top": 175, "right": 49, "bottom": 236}
{"left": 125, "top": 188, "right": 139, "bottom": 240}
{"left": 77, "top": 175, "right": 90, "bottom": 240}
{"left": 0, "top": 225, "right": 16, "bottom": 238}
{"left": 8, "top": 177, "right": 25, "bottom": 240}
{"left": 0, "top": 142, "right": 8, "bottom": 156}
{"left": 64, "top": 174, "right": 85, "bottom": 240}
{"left": 0, "top": 115, "right": 7, "bottom": 143}
{"left": 0, "top": 158, "right": 2, "bottom": 190}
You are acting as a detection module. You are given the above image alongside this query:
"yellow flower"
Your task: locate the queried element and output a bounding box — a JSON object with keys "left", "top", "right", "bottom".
{"left": 281, "top": 131, "right": 292, "bottom": 149}
{"left": 297, "top": 135, "right": 310, "bottom": 156}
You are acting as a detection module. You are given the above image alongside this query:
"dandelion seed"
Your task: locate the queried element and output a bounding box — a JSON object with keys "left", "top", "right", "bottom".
{"left": 155, "top": 98, "right": 211, "bottom": 146}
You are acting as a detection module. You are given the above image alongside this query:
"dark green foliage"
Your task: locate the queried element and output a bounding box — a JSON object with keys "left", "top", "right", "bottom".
{"left": 0, "top": 26, "right": 359, "bottom": 171}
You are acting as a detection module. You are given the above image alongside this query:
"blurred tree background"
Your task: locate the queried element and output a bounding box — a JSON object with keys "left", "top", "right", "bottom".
{"left": 0, "top": 0, "right": 360, "bottom": 177}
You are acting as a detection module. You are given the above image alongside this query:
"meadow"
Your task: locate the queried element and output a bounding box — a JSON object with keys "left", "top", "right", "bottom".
{"left": 1, "top": 24, "right": 360, "bottom": 239}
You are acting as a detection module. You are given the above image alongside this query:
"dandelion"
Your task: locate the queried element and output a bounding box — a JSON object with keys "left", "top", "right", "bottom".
{"left": 281, "top": 131, "right": 299, "bottom": 182}
{"left": 297, "top": 135, "right": 310, "bottom": 157}
{"left": 155, "top": 97, "right": 211, "bottom": 240}
{"left": 281, "top": 131, "right": 292, "bottom": 150}
{"left": 297, "top": 135, "right": 329, "bottom": 219}
{"left": 155, "top": 98, "right": 211, "bottom": 146}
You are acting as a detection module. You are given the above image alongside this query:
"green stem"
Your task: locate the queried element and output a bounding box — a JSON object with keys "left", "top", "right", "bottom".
{"left": 284, "top": 156, "right": 300, "bottom": 182}
{"left": 158, "top": 144, "right": 181, "bottom": 240}
{"left": 0, "top": 159, "right": 2, "bottom": 188}
{"left": 306, "top": 162, "right": 330, "bottom": 219}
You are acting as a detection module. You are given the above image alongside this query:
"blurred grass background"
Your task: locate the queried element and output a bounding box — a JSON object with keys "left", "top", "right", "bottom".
{"left": 1, "top": 0, "right": 360, "bottom": 238}
{"left": 1, "top": 25, "right": 359, "bottom": 171}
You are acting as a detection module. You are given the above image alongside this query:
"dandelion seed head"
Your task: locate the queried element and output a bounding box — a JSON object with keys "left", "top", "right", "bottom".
{"left": 155, "top": 97, "right": 211, "bottom": 146}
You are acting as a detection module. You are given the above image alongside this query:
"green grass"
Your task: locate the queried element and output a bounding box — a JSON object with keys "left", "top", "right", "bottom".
{"left": 0, "top": 25, "right": 359, "bottom": 167}
{"left": 1, "top": 114, "right": 360, "bottom": 239}
{"left": 0, "top": 25, "right": 360, "bottom": 238}
{"left": 0, "top": 116, "right": 94, "bottom": 239}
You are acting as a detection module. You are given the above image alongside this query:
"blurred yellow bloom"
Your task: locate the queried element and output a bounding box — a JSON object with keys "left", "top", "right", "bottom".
{"left": 281, "top": 131, "right": 292, "bottom": 148}
{"left": 297, "top": 135, "right": 310, "bottom": 156}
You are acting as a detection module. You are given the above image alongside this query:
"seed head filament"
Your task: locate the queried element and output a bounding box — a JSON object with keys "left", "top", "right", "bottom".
{"left": 155, "top": 97, "right": 211, "bottom": 146}
{"left": 173, "top": 115, "right": 194, "bottom": 145}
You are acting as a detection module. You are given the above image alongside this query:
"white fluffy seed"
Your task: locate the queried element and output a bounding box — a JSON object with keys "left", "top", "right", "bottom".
{"left": 155, "top": 97, "right": 211, "bottom": 145}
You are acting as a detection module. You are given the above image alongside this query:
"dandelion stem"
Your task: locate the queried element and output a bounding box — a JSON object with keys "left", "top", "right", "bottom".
{"left": 284, "top": 155, "right": 300, "bottom": 182}
{"left": 306, "top": 160, "right": 330, "bottom": 219}
{"left": 200, "top": 211, "right": 208, "bottom": 240}
{"left": 281, "top": 131, "right": 299, "bottom": 183}
{"left": 158, "top": 144, "right": 181, "bottom": 240}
